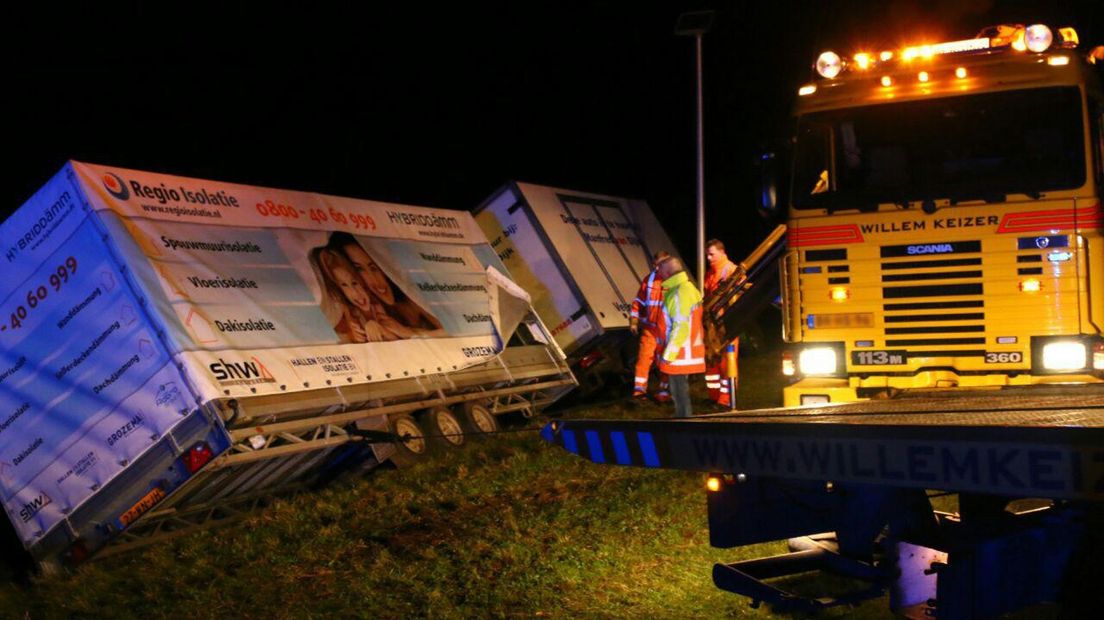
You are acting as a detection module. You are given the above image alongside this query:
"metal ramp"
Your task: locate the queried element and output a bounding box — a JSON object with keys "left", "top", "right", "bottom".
{"left": 703, "top": 225, "right": 787, "bottom": 357}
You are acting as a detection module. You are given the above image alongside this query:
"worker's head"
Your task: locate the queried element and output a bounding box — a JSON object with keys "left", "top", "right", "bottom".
{"left": 652, "top": 250, "right": 671, "bottom": 268}
{"left": 657, "top": 256, "right": 684, "bottom": 280}
{"left": 706, "top": 239, "right": 727, "bottom": 267}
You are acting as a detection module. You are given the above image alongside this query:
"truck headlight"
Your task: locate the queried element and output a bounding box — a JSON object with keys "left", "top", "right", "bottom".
{"left": 1024, "top": 24, "right": 1053, "bottom": 53}
{"left": 816, "top": 51, "right": 842, "bottom": 78}
{"left": 799, "top": 347, "right": 838, "bottom": 375}
{"left": 1041, "top": 341, "right": 1088, "bottom": 371}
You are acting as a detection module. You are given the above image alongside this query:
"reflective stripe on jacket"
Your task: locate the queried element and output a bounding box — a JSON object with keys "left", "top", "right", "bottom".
{"left": 629, "top": 269, "right": 665, "bottom": 332}
{"left": 658, "top": 271, "right": 705, "bottom": 375}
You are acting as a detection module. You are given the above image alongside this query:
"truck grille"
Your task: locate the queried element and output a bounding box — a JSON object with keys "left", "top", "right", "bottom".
{"left": 879, "top": 241, "right": 985, "bottom": 356}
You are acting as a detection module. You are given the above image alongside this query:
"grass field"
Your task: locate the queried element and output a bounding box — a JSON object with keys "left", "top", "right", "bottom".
{"left": 0, "top": 340, "right": 898, "bottom": 619}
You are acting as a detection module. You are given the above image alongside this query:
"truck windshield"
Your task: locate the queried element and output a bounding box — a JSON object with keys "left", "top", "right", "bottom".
{"left": 792, "top": 86, "right": 1085, "bottom": 211}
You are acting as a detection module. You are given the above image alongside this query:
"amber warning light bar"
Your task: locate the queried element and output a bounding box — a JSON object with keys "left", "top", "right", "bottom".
{"left": 808, "top": 24, "right": 1078, "bottom": 81}
{"left": 927, "top": 37, "right": 990, "bottom": 55}
{"left": 798, "top": 24, "right": 1085, "bottom": 97}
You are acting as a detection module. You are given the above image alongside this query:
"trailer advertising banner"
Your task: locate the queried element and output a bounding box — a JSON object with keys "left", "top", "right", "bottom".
{"left": 1, "top": 162, "right": 529, "bottom": 545}
{"left": 70, "top": 162, "right": 523, "bottom": 402}
{"left": 1, "top": 169, "right": 197, "bottom": 544}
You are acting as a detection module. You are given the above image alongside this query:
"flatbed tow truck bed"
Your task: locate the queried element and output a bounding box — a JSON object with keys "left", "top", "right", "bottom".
{"left": 543, "top": 385, "right": 1104, "bottom": 500}
{"left": 541, "top": 385, "right": 1104, "bottom": 617}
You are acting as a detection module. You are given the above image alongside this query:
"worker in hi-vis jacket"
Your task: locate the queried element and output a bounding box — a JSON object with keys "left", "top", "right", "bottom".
{"left": 703, "top": 239, "right": 744, "bottom": 408}
{"left": 656, "top": 256, "right": 705, "bottom": 418}
{"left": 629, "top": 250, "right": 671, "bottom": 402}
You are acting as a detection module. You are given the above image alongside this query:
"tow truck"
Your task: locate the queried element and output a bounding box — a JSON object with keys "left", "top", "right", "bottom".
{"left": 544, "top": 24, "right": 1104, "bottom": 618}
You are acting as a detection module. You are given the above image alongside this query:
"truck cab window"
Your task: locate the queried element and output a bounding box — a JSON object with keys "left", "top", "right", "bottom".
{"left": 794, "top": 121, "right": 831, "bottom": 196}
{"left": 792, "top": 86, "right": 1086, "bottom": 210}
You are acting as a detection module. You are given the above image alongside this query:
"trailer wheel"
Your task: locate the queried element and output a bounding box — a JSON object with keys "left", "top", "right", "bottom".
{"left": 423, "top": 406, "right": 466, "bottom": 448}
{"left": 461, "top": 402, "right": 499, "bottom": 435}
{"left": 388, "top": 413, "right": 432, "bottom": 468}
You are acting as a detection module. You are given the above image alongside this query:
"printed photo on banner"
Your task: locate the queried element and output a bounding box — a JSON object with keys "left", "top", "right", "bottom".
{"left": 311, "top": 232, "right": 444, "bottom": 344}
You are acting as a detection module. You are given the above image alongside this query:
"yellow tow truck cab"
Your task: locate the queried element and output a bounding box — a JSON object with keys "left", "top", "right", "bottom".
{"left": 781, "top": 25, "right": 1104, "bottom": 406}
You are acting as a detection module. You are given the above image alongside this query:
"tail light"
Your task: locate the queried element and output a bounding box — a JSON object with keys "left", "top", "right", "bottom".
{"left": 181, "top": 441, "right": 214, "bottom": 475}
{"left": 64, "top": 540, "right": 91, "bottom": 567}
{"left": 782, "top": 351, "right": 795, "bottom": 376}
{"left": 578, "top": 350, "right": 604, "bottom": 370}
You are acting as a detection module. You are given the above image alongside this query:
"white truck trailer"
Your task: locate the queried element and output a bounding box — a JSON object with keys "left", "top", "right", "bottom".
{"left": 0, "top": 162, "right": 574, "bottom": 570}
{"left": 475, "top": 182, "right": 680, "bottom": 392}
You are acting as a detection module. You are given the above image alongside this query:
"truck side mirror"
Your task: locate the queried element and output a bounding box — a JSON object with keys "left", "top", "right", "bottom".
{"left": 756, "top": 150, "right": 788, "bottom": 220}
{"left": 758, "top": 152, "right": 779, "bottom": 213}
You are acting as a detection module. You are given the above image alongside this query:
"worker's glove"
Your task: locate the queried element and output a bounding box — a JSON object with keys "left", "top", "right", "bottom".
{"left": 629, "top": 317, "right": 638, "bottom": 335}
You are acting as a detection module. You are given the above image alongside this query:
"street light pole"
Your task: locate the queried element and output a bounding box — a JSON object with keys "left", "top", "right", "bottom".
{"left": 676, "top": 10, "right": 715, "bottom": 291}
{"left": 694, "top": 32, "right": 705, "bottom": 292}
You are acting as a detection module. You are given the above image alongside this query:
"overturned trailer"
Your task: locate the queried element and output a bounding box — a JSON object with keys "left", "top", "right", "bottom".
{"left": 0, "top": 162, "right": 574, "bottom": 569}
{"left": 475, "top": 182, "right": 680, "bottom": 392}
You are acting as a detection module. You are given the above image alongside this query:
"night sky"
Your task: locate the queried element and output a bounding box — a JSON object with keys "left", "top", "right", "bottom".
{"left": 7, "top": 1, "right": 1101, "bottom": 259}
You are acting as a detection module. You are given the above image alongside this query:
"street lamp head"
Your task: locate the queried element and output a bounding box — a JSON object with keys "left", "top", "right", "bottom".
{"left": 675, "top": 10, "right": 716, "bottom": 37}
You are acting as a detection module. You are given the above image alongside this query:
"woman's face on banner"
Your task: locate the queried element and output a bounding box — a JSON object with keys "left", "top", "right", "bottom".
{"left": 331, "top": 263, "right": 373, "bottom": 312}
{"left": 344, "top": 243, "right": 395, "bottom": 305}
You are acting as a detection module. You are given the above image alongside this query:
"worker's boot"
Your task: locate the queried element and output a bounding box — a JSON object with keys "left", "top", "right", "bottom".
{"left": 654, "top": 376, "right": 671, "bottom": 403}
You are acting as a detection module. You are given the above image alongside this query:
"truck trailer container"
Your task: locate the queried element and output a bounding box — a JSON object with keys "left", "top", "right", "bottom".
{"left": 0, "top": 162, "right": 575, "bottom": 570}
{"left": 475, "top": 182, "right": 680, "bottom": 391}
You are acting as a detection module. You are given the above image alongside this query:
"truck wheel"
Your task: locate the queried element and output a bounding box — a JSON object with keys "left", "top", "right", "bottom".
{"left": 461, "top": 402, "right": 499, "bottom": 435}
{"left": 388, "top": 413, "right": 432, "bottom": 468}
{"left": 422, "top": 406, "right": 466, "bottom": 448}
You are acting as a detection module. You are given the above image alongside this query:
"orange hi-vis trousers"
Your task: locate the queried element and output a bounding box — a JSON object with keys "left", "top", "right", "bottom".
{"left": 633, "top": 329, "right": 669, "bottom": 398}
{"left": 704, "top": 337, "right": 738, "bottom": 408}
